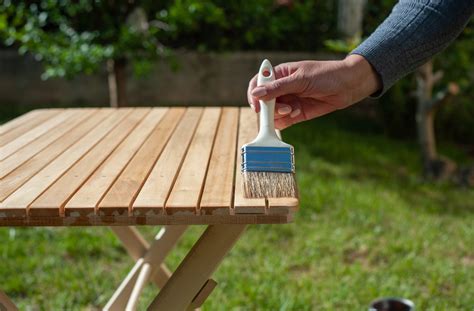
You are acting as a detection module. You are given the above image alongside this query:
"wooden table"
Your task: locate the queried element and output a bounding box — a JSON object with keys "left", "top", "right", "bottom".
{"left": 0, "top": 107, "right": 298, "bottom": 310}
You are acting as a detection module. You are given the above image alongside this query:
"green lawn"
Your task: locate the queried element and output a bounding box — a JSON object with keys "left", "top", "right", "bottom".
{"left": 1, "top": 111, "right": 473, "bottom": 310}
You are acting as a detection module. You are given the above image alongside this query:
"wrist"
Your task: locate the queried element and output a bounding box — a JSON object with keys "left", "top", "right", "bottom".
{"left": 342, "top": 54, "right": 381, "bottom": 102}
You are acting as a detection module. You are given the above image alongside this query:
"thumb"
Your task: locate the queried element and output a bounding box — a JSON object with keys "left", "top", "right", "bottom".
{"left": 252, "top": 75, "right": 302, "bottom": 101}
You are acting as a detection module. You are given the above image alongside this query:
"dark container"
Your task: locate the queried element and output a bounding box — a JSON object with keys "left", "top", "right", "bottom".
{"left": 369, "top": 297, "right": 415, "bottom": 311}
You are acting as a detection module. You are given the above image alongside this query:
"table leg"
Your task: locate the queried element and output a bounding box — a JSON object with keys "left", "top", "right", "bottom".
{"left": 0, "top": 290, "right": 18, "bottom": 311}
{"left": 148, "top": 224, "right": 247, "bottom": 311}
{"left": 110, "top": 226, "right": 171, "bottom": 288}
{"left": 105, "top": 226, "right": 187, "bottom": 311}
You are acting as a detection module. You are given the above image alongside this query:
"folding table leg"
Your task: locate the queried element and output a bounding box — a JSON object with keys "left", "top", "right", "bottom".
{"left": 148, "top": 224, "right": 247, "bottom": 311}
{"left": 105, "top": 226, "right": 187, "bottom": 311}
{"left": 0, "top": 289, "right": 18, "bottom": 311}
{"left": 110, "top": 226, "right": 171, "bottom": 288}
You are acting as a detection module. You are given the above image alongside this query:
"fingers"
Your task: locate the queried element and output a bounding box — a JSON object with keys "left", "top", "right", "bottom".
{"left": 247, "top": 74, "right": 260, "bottom": 112}
{"left": 251, "top": 74, "right": 303, "bottom": 102}
{"left": 275, "top": 109, "right": 305, "bottom": 130}
{"left": 275, "top": 100, "right": 340, "bottom": 129}
{"left": 275, "top": 103, "right": 292, "bottom": 118}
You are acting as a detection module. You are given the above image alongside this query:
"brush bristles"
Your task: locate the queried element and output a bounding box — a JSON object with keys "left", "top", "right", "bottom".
{"left": 242, "top": 172, "right": 298, "bottom": 198}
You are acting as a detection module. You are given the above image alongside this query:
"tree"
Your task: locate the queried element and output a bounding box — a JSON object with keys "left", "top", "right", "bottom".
{"left": 337, "top": 0, "right": 365, "bottom": 42}
{"left": 415, "top": 60, "right": 459, "bottom": 180}
{"left": 0, "top": 1, "right": 170, "bottom": 107}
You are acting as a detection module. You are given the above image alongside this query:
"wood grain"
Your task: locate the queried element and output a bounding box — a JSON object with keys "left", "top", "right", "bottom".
{"left": 133, "top": 108, "right": 203, "bottom": 215}
{"left": 0, "top": 107, "right": 297, "bottom": 224}
{"left": 0, "top": 109, "right": 94, "bottom": 179}
{"left": 0, "top": 109, "right": 59, "bottom": 145}
{"left": 0, "top": 109, "right": 75, "bottom": 160}
{"left": 233, "top": 108, "right": 267, "bottom": 213}
{"left": 64, "top": 108, "right": 161, "bottom": 216}
{"left": 0, "top": 109, "right": 130, "bottom": 216}
{"left": 200, "top": 107, "right": 239, "bottom": 215}
{"left": 0, "top": 109, "right": 108, "bottom": 203}
{"left": 98, "top": 108, "right": 183, "bottom": 216}
{"left": 29, "top": 109, "right": 148, "bottom": 216}
{"left": 0, "top": 109, "right": 43, "bottom": 135}
{"left": 165, "top": 107, "right": 221, "bottom": 214}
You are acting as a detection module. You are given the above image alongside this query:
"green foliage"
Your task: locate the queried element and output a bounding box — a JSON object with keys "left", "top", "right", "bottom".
{"left": 324, "top": 38, "right": 360, "bottom": 54}
{"left": 0, "top": 0, "right": 170, "bottom": 79}
{"left": 160, "top": 0, "right": 337, "bottom": 51}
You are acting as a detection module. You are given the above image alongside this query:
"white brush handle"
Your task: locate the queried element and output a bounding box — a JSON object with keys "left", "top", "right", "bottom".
{"left": 251, "top": 59, "right": 288, "bottom": 147}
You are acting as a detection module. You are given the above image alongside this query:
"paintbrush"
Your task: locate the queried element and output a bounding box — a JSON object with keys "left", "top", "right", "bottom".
{"left": 241, "top": 59, "right": 298, "bottom": 198}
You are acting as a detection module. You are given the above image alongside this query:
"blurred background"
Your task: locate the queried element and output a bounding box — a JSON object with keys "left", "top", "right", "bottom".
{"left": 0, "top": 0, "right": 473, "bottom": 310}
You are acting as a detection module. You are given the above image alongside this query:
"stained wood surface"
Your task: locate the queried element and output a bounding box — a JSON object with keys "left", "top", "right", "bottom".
{"left": 0, "top": 108, "right": 298, "bottom": 225}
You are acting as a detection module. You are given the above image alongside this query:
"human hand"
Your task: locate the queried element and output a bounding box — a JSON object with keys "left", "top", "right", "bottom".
{"left": 247, "top": 54, "right": 381, "bottom": 129}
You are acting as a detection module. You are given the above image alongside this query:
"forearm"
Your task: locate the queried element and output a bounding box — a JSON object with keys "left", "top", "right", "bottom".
{"left": 351, "top": 0, "right": 474, "bottom": 96}
{"left": 342, "top": 54, "right": 382, "bottom": 104}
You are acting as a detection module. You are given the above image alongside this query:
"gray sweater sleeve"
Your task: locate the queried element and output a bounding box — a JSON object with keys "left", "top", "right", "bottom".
{"left": 351, "top": 0, "right": 474, "bottom": 96}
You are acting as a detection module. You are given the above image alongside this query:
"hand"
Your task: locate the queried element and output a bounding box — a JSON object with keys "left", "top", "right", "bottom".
{"left": 247, "top": 54, "right": 381, "bottom": 129}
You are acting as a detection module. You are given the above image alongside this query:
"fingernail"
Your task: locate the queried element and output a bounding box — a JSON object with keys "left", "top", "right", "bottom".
{"left": 251, "top": 87, "right": 267, "bottom": 97}
{"left": 290, "top": 108, "right": 301, "bottom": 118}
{"left": 277, "top": 105, "right": 292, "bottom": 115}
{"left": 250, "top": 103, "right": 256, "bottom": 111}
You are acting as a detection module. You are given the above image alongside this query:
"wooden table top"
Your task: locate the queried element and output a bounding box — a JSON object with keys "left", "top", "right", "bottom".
{"left": 0, "top": 107, "right": 298, "bottom": 226}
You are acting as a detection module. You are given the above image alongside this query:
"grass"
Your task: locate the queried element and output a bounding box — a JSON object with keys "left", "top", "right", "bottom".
{"left": 1, "top": 110, "right": 473, "bottom": 310}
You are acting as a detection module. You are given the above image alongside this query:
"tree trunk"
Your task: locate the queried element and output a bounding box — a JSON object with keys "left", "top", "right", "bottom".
{"left": 416, "top": 61, "right": 437, "bottom": 165}
{"left": 416, "top": 102, "right": 437, "bottom": 164}
{"left": 415, "top": 60, "right": 456, "bottom": 179}
{"left": 107, "top": 58, "right": 128, "bottom": 107}
{"left": 337, "top": 0, "right": 366, "bottom": 41}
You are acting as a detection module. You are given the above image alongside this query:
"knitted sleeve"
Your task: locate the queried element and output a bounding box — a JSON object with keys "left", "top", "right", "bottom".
{"left": 351, "top": 0, "right": 474, "bottom": 96}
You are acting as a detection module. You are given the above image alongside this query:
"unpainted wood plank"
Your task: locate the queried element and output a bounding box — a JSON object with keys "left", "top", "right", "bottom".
{"left": 0, "top": 109, "right": 94, "bottom": 179}
{"left": 29, "top": 109, "right": 148, "bottom": 216}
{"left": 165, "top": 107, "right": 221, "bottom": 215}
{"left": 0, "top": 109, "right": 130, "bottom": 216}
{"left": 199, "top": 107, "right": 239, "bottom": 215}
{"left": 64, "top": 108, "right": 161, "bottom": 216}
{"left": 0, "top": 109, "right": 40, "bottom": 135}
{"left": 267, "top": 197, "right": 299, "bottom": 214}
{"left": 0, "top": 109, "right": 108, "bottom": 203}
{"left": 98, "top": 108, "right": 183, "bottom": 216}
{"left": 0, "top": 109, "right": 58, "bottom": 139}
{"left": 233, "top": 108, "right": 267, "bottom": 214}
{"left": 133, "top": 108, "right": 203, "bottom": 215}
{"left": 0, "top": 109, "right": 76, "bottom": 160}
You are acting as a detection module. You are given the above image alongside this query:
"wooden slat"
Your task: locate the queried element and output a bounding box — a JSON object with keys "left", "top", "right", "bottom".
{"left": 0, "top": 109, "right": 130, "bottom": 216}
{"left": 233, "top": 108, "right": 266, "bottom": 213}
{"left": 0, "top": 109, "right": 108, "bottom": 203}
{"left": 97, "top": 108, "right": 182, "bottom": 216}
{"left": 199, "top": 107, "right": 239, "bottom": 215}
{"left": 0, "top": 109, "right": 58, "bottom": 140}
{"left": 0, "top": 109, "right": 40, "bottom": 135}
{"left": 28, "top": 109, "right": 149, "bottom": 216}
{"left": 133, "top": 108, "right": 203, "bottom": 215}
{"left": 64, "top": 108, "right": 162, "bottom": 216}
{"left": 164, "top": 107, "right": 221, "bottom": 214}
{"left": 0, "top": 110, "right": 76, "bottom": 160}
{"left": 267, "top": 197, "right": 299, "bottom": 214}
{"left": 0, "top": 109, "right": 94, "bottom": 179}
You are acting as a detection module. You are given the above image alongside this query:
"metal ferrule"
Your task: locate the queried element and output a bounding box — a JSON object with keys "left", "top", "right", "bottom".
{"left": 241, "top": 146, "right": 295, "bottom": 173}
